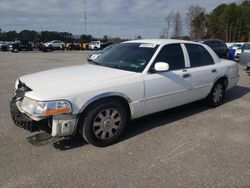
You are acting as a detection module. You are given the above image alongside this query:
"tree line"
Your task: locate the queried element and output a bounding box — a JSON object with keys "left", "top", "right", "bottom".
{"left": 0, "top": 29, "right": 115, "bottom": 43}
{"left": 161, "top": 0, "right": 250, "bottom": 42}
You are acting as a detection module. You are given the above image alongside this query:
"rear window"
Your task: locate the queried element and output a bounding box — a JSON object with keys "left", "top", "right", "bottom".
{"left": 185, "top": 44, "right": 214, "bottom": 67}
{"left": 204, "top": 41, "right": 212, "bottom": 47}
{"left": 216, "top": 41, "right": 225, "bottom": 47}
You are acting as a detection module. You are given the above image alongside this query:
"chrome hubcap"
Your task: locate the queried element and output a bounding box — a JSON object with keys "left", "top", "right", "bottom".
{"left": 213, "top": 84, "right": 223, "bottom": 103}
{"left": 93, "top": 108, "right": 121, "bottom": 140}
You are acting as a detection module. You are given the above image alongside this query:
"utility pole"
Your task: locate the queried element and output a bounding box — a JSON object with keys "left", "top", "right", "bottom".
{"left": 84, "top": 0, "right": 87, "bottom": 34}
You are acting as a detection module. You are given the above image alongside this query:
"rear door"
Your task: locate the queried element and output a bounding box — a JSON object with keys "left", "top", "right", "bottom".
{"left": 184, "top": 43, "right": 217, "bottom": 100}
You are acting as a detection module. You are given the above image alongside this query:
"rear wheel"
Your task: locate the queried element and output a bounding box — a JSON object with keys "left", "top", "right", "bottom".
{"left": 206, "top": 81, "right": 226, "bottom": 107}
{"left": 79, "top": 99, "right": 128, "bottom": 147}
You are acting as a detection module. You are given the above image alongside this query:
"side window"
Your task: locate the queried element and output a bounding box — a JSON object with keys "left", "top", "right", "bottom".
{"left": 185, "top": 44, "right": 214, "bottom": 67}
{"left": 154, "top": 44, "right": 185, "bottom": 71}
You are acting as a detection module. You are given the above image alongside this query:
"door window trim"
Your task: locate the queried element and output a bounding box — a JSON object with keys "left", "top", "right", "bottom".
{"left": 181, "top": 43, "right": 190, "bottom": 68}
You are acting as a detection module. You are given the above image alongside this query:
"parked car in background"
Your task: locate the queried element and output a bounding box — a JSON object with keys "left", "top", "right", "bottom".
{"left": 226, "top": 42, "right": 233, "bottom": 47}
{"left": 32, "top": 41, "right": 42, "bottom": 49}
{"left": 242, "top": 43, "right": 250, "bottom": 54}
{"left": 195, "top": 39, "right": 228, "bottom": 59}
{"left": 239, "top": 43, "right": 250, "bottom": 74}
{"left": 100, "top": 41, "right": 113, "bottom": 50}
{"left": 8, "top": 40, "right": 33, "bottom": 52}
{"left": 44, "top": 40, "right": 65, "bottom": 50}
{"left": 89, "top": 41, "right": 101, "bottom": 50}
{"left": 82, "top": 43, "right": 89, "bottom": 50}
{"left": 87, "top": 44, "right": 114, "bottom": 61}
{"left": 228, "top": 43, "right": 244, "bottom": 50}
{"left": 232, "top": 44, "right": 244, "bottom": 61}
{"left": 247, "top": 61, "right": 250, "bottom": 74}
{"left": 36, "top": 42, "right": 49, "bottom": 52}
{"left": 66, "top": 42, "right": 81, "bottom": 50}
{"left": 10, "top": 39, "right": 239, "bottom": 147}
{"left": 65, "top": 43, "right": 71, "bottom": 50}
{"left": 0, "top": 42, "right": 9, "bottom": 51}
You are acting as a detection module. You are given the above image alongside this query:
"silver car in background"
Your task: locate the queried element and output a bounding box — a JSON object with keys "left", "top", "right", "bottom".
{"left": 239, "top": 43, "right": 250, "bottom": 74}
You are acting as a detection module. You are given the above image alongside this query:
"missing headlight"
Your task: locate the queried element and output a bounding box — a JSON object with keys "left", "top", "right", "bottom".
{"left": 13, "top": 79, "right": 32, "bottom": 101}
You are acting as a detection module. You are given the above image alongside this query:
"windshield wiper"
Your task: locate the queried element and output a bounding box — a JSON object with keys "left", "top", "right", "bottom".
{"left": 103, "top": 63, "right": 122, "bottom": 68}
{"left": 89, "top": 60, "right": 101, "bottom": 65}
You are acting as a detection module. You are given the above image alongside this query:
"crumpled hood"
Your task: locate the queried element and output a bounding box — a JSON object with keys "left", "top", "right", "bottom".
{"left": 19, "top": 64, "right": 136, "bottom": 100}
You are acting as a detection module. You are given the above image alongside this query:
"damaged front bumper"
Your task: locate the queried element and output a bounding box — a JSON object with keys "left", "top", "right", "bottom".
{"left": 10, "top": 100, "right": 78, "bottom": 137}
{"left": 10, "top": 79, "right": 78, "bottom": 137}
{"left": 10, "top": 100, "right": 51, "bottom": 132}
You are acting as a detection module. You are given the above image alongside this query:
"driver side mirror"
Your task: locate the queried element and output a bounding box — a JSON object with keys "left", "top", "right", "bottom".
{"left": 153, "top": 62, "right": 169, "bottom": 72}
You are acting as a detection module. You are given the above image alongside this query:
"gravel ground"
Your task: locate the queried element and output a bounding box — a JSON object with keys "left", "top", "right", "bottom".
{"left": 0, "top": 51, "right": 250, "bottom": 188}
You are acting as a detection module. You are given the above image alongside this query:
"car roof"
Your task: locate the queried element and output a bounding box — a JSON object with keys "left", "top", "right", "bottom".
{"left": 124, "top": 39, "right": 198, "bottom": 46}
{"left": 199, "top": 39, "right": 225, "bottom": 42}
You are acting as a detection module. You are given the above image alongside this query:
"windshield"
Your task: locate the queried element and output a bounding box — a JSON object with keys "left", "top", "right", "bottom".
{"left": 92, "top": 43, "right": 158, "bottom": 72}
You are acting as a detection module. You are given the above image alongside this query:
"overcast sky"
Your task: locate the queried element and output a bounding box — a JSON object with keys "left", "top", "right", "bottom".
{"left": 0, "top": 0, "right": 238, "bottom": 38}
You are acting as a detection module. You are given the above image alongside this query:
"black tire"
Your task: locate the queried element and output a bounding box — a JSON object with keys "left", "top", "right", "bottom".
{"left": 206, "top": 81, "right": 226, "bottom": 107}
{"left": 48, "top": 45, "right": 53, "bottom": 52}
{"left": 12, "top": 48, "right": 19, "bottom": 53}
{"left": 79, "top": 99, "right": 128, "bottom": 147}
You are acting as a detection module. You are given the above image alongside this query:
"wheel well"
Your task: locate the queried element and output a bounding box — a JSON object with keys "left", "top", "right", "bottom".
{"left": 79, "top": 96, "right": 132, "bottom": 120}
{"left": 215, "top": 76, "right": 228, "bottom": 89}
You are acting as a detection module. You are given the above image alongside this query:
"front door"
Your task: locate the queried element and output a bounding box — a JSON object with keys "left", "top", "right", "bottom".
{"left": 143, "top": 43, "right": 193, "bottom": 116}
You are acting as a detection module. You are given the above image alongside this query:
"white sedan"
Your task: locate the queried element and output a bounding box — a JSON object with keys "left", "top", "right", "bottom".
{"left": 44, "top": 40, "right": 65, "bottom": 49}
{"left": 10, "top": 39, "right": 239, "bottom": 147}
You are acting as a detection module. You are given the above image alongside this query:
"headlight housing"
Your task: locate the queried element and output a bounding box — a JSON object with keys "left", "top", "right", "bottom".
{"left": 20, "top": 97, "right": 72, "bottom": 117}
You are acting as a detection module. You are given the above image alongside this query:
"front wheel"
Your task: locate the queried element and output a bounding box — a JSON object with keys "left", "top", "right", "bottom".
{"left": 206, "top": 81, "right": 226, "bottom": 107}
{"left": 79, "top": 100, "right": 128, "bottom": 147}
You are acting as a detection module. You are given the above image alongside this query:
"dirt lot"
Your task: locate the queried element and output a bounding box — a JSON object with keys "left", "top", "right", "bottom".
{"left": 0, "top": 51, "right": 250, "bottom": 188}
